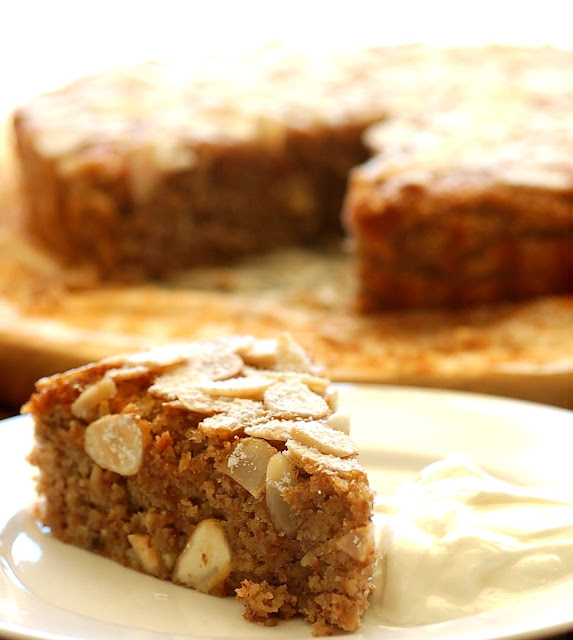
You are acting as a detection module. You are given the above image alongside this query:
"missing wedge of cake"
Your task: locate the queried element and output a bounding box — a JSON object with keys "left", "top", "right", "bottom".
{"left": 23, "top": 333, "right": 376, "bottom": 635}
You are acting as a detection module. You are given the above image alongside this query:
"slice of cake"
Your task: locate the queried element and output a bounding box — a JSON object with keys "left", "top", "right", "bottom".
{"left": 24, "top": 333, "right": 376, "bottom": 635}
{"left": 344, "top": 104, "right": 573, "bottom": 310}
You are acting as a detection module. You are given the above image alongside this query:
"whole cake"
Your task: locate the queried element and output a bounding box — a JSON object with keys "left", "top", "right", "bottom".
{"left": 12, "top": 44, "right": 573, "bottom": 308}
{"left": 24, "top": 333, "right": 376, "bottom": 635}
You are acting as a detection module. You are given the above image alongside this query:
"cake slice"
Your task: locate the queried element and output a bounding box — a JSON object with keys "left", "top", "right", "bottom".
{"left": 24, "top": 333, "right": 375, "bottom": 635}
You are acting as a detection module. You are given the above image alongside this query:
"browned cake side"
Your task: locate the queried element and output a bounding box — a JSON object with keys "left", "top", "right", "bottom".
{"left": 24, "top": 334, "right": 376, "bottom": 635}
{"left": 344, "top": 105, "right": 573, "bottom": 310}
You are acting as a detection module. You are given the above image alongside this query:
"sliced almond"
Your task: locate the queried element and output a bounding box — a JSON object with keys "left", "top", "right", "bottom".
{"left": 71, "top": 375, "right": 117, "bottom": 421}
{"left": 275, "top": 332, "right": 317, "bottom": 374}
{"left": 106, "top": 365, "right": 150, "bottom": 382}
{"left": 245, "top": 369, "right": 330, "bottom": 394}
{"left": 217, "top": 334, "right": 257, "bottom": 357}
{"left": 265, "top": 452, "right": 297, "bottom": 536}
{"left": 173, "top": 519, "right": 232, "bottom": 592}
{"left": 324, "top": 386, "right": 339, "bottom": 411}
{"left": 237, "top": 337, "right": 278, "bottom": 369}
{"left": 244, "top": 418, "right": 299, "bottom": 442}
{"left": 162, "top": 388, "right": 232, "bottom": 415}
{"left": 198, "top": 413, "right": 246, "bottom": 437}
{"left": 286, "top": 439, "right": 364, "bottom": 476}
{"left": 198, "top": 399, "right": 267, "bottom": 436}
{"left": 150, "top": 346, "right": 245, "bottom": 404}
{"left": 263, "top": 379, "right": 329, "bottom": 419}
{"left": 326, "top": 411, "right": 351, "bottom": 435}
{"left": 290, "top": 421, "right": 357, "bottom": 458}
{"left": 149, "top": 367, "right": 204, "bottom": 400}
{"left": 101, "top": 342, "right": 193, "bottom": 370}
{"left": 221, "top": 437, "right": 276, "bottom": 498}
{"left": 128, "top": 533, "right": 161, "bottom": 576}
{"left": 84, "top": 413, "right": 144, "bottom": 476}
{"left": 197, "top": 375, "right": 272, "bottom": 399}
{"left": 185, "top": 342, "right": 244, "bottom": 380}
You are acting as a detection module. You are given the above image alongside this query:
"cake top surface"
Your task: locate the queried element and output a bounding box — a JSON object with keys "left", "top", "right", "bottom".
{"left": 16, "top": 45, "right": 390, "bottom": 167}
{"left": 17, "top": 43, "right": 573, "bottom": 178}
{"left": 361, "top": 103, "right": 573, "bottom": 193}
{"left": 34, "top": 333, "right": 365, "bottom": 478}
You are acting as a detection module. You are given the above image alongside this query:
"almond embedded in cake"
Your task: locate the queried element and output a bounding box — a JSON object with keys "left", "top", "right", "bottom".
{"left": 23, "top": 333, "right": 376, "bottom": 635}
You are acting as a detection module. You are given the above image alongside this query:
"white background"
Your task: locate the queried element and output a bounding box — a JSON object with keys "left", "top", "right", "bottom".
{"left": 1, "top": 0, "right": 572, "bottom": 116}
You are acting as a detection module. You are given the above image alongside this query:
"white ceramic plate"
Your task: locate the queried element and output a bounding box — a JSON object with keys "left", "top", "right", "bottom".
{"left": 1, "top": 385, "right": 572, "bottom": 640}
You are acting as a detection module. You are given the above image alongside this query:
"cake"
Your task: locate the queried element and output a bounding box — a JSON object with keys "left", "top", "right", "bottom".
{"left": 344, "top": 105, "right": 573, "bottom": 310}
{"left": 24, "top": 333, "right": 376, "bottom": 635}
{"left": 12, "top": 44, "right": 573, "bottom": 309}
{"left": 13, "top": 50, "right": 387, "bottom": 281}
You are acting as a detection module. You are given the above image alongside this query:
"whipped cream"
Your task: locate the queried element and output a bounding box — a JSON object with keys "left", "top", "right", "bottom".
{"left": 371, "top": 454, "right": 573, "bottom": 626}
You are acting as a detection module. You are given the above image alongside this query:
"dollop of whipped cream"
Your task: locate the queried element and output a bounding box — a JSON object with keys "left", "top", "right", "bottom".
{"left": 371, "top": 454, "right": 573, "bottom": 626}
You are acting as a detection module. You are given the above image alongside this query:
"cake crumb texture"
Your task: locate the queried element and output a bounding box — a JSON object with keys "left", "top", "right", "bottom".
{"left": 24, "top": 333, "right": 376, "bottom": 635}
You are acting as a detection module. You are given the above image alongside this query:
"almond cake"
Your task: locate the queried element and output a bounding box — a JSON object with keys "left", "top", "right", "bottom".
{"left": 12, "top": 44, "right": 573, "bottom": 308}
{"left": 24, "top": 333, "right": 376, "bottom": 635}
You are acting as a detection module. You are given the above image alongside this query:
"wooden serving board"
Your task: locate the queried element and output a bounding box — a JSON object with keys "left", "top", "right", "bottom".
{"left": 0, "top": 240, "right": 571, "bottom": 409}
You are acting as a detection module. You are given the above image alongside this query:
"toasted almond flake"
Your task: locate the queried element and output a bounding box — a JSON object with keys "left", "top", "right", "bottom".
{"left": 101, "top": 342, "right": 194, "bottom": 370}
{"left": 198, "top": 413, "right": 245, "bottom": 437}
{"left": 106, "top": 365, "right": 150, "bottom": 381}
{"left": 275, "top": 332, "right": 317, "bottom": 374}
{"left": 224, "top": 398, "right": 268, "bottom": 420}
{"left": 300, "top": 551, "right": 318, "bottom": 567}
{"left": 147, "top": 342, "right": 244, "bottom": 388}
{"left": 286, "top": 439, "right": 364, "bottom": 475}
{"left": 198, "top": 398, "right": 267, "bottom": 435}
{"left": 237, "top": 337, "right": 278, "bottom": 369}
{"left": 150, "top": 367, "right": 204, "bottom": 400}
{"left": 245, "top": 418, "right": 323, "bottom": 443}
{"left": 244, "top": 368, "right": 330, "bottom": 393}
{"left": 187, "top": 344, "right": 244, "bottom": 380}
{"left": 71, "top": 375, "right": 117, "bottom": 420}
{"left": 263, "top": 379, "right": 329, "bottom": 419}
{"left": 324, "top": 387, "right": 339, "bottom": 411}
{"left": 215, "top": 334, "right": 256, "bottom": 355}
{"left": 244, "top": 419, "right": 297, "bottom": 442}
{"left": 299, "top": 375, "right": 331, "bottom": 394}
{"left": 161, "top": 387, "right": 232, "bottom": 415}
{"left": 290, "top": 421, "right": 357, "bottom": 458}
{"left": 197, "top": 375, "right": 273, "bottom": 399}
{"left": 326, "top": 411, "right": 351, "bottom": 435}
